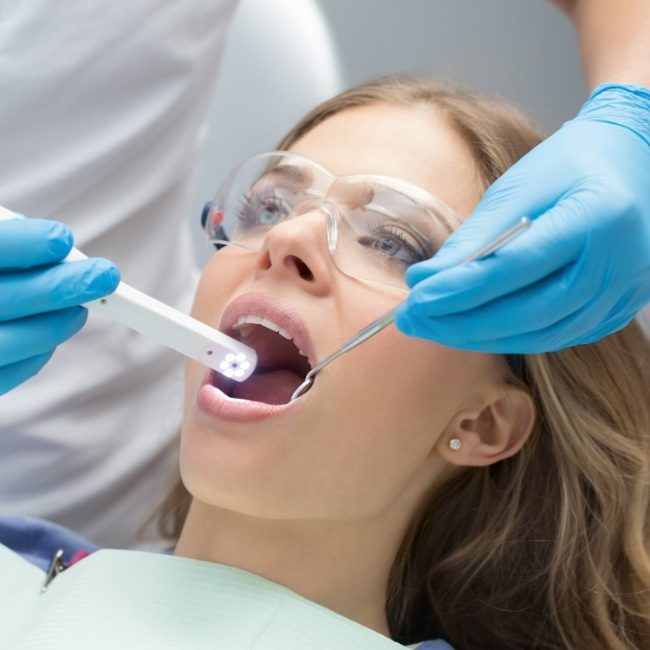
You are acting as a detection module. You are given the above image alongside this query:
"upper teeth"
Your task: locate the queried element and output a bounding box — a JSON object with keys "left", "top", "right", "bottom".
{"left": 234, "top": 315, "right": 291, "bottom": 339}
{"left": 233, "top": 315, "right": 307, "bottom": 357}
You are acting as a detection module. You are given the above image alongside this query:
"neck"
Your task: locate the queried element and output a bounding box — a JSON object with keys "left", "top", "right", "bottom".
{"left": 174, "top": 501, "right": 407, "bottom": 636}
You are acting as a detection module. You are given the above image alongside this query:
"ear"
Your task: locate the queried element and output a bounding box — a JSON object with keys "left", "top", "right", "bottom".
{"left": 436, "top": 385, "right": 536, "bottom": 467}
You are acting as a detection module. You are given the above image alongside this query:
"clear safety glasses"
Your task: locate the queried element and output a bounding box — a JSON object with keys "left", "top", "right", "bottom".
{"left": 201, "top": 151, "right": 461, "bottom": 291}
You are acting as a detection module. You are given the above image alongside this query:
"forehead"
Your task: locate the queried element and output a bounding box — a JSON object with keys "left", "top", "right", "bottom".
{"left": 287, "top": 103, "right": 482, "bottom": 218}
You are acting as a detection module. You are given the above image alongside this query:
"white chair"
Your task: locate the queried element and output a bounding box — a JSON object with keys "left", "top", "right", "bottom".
{"left": 190, "top": 0, "right": 345, "bottom": 263}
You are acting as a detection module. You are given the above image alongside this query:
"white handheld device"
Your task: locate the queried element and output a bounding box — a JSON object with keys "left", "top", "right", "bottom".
{"left": 0, "top": 206, "right": 257, "bottom": 381}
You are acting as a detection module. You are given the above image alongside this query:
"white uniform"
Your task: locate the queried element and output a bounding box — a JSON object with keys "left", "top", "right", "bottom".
{"left": 0, "top": 0, "right": 238, "bottom": 548}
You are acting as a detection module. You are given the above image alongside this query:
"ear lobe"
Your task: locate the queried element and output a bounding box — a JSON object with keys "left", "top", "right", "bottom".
{"left": 439, "top": 387, "right": 536, "bottom": 467}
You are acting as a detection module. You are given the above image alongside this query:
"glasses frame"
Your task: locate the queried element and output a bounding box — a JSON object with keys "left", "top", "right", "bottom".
{"left": 201, "top": 151, "right": 462, "bottom": 291}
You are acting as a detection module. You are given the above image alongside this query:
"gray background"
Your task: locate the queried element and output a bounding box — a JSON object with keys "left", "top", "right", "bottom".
{"left": 318, "top": 0, "right": 586, "bottom": 130}
{"left": 191, "top": 0, "right": 587, "bottom": 262}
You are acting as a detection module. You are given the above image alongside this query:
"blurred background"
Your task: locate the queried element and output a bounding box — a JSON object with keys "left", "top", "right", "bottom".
{"left": 190, "top": 0, "right": 585, "bottom": 263}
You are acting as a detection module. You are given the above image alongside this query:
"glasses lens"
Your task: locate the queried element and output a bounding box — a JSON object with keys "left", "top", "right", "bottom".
{"left": 326, "top": 177, "right": 460, "bottom": 289}
{"left": 204, "top": 154, "right": 461, "bottom": 290}
{"left": 205, "top": 153, "right": 331, "bottom": 249}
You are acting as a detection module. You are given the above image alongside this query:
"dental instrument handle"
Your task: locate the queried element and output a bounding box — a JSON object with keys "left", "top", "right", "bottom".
{"left": 291, "top": 217, "right": 531, "bottom": 400}
{"left": 0, "top": 207, "right": 257, "bottom": 381}
{"left": 306, "top": 305, "right": 400, "bottom": 375}
{"left": 461, "top": 216, "right": 532, "bottom": 263}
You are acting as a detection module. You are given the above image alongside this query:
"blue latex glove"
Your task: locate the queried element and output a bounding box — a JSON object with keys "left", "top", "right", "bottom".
{"left": 0, "top": 218, "right": 120, "bottom": 395}
{"left": 396, "top": 83, "right": 650, "bottom": 353}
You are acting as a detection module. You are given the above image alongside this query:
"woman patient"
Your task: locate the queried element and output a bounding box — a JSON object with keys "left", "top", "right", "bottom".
{"left": 4, "top": 76, "right": 650, "bottom": 650}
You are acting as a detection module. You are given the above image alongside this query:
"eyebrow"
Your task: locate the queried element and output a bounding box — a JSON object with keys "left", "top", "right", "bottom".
{"left": 264, "top": 164, "right": 311, "bottom": 187}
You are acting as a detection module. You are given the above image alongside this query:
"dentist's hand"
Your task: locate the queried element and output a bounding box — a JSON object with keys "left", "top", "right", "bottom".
{"left": 0, "top": 218, "right": 120, "bottom": 395}
{"left": 396, "top": 84, "right": 650, "bottom": 353}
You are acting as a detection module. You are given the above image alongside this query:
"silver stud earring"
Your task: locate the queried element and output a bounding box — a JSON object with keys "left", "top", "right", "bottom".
{"left": 448, "top": 438, "right": 462, "bottom": 451}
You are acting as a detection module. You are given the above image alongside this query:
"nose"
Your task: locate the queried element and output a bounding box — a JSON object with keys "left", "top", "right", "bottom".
{"left": 253, "top": 203, "right": 335, "bottom": 296}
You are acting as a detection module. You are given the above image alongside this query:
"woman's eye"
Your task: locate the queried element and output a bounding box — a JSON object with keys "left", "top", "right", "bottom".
{"left": 374, "top": 236, "right": 401, "bottom": 256}
{"left": 256, "top": 197, "right": 287, "bottom": 225}
{"left": 359, "top": 224, "right": 430, "bottom": 266}
{"left": 237, "top": 192, "right": 291, "bottom": 228}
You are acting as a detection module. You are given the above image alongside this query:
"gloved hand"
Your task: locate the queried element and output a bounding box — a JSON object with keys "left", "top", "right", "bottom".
{"left": 396, "top": 83, "right": 650, "bottom": 353}
{"left": 0, "top": 218, "right": 120, "bottom": 395}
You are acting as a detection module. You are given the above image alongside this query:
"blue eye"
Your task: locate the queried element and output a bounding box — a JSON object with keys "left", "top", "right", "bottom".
{"left": 237, "top": 192, "right": 290, "bottom": 228}
{"left": 374, "top": 235, "right": 402, "bottom": 256}
{"left": 359, "top": 223, "right": 430, "bottom": 266}
{"left": 256, "top": 196, "right": 288, "bottom": 225}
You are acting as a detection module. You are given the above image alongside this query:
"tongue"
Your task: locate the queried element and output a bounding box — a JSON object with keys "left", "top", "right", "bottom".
{"left": 230, "top": 369, "right": 303, "bottom": 405}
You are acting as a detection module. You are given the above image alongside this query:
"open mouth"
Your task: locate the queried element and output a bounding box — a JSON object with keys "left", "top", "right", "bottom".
{"left": 210, "top": 316, "right": 312, "bottom": 405}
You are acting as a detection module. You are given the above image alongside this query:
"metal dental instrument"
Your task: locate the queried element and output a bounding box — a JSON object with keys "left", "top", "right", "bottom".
{"left": 290, "top": 216, "right": 532, "bottom": 401}
{"left": 0, "top": 206, "right": 257, "bottom": 381}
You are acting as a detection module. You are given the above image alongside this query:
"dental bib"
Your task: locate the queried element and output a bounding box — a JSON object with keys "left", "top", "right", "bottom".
{"left": 0, "top": 544, "right": 406, "bottom": 649}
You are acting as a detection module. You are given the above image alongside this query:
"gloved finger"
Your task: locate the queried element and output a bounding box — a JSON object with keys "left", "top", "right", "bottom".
{"left": 0, "top": 258, "right": 120, "bottom": 321}
{"left": 464, "top": 308, "right": 635, "bottom": 354}
{"left": 0, "top": 351, "right": 55, "bottom": 396}
{"left": 0, "top": 307, "right": 88, "bottom": 365}
{"left": 397, "top": 279, "right": 635, "bottom": 354}
{"left": 534, "top": 283, "right": 641, "bottom": 348}
{"left": 405, "top": 195, "right": 590, "bottom": 318}
{"left": 395, "top": 308, "right": 543, "bottom": 353}
{"left": 0, "top": 219, "right": 73, "bottom": 269}
{"left": 576, "top": 313, "right": 636, "bottom": 345}
{"left": 398, "top": 258, "right": 602, "bottom": 346}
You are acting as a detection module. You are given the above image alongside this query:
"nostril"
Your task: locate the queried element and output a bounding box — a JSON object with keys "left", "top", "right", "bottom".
{"left": 289, "top": 256, "right": 314, "bottom": 281}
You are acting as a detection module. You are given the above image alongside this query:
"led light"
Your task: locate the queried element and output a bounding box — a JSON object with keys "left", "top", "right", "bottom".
{"left": 225, "top": 353, "right": 236, "bottom": 363}
{"left": 224, "top": 368, "right": 235, "bottom": 378}
{"left": 219, "top": 361, "right": 230, "bottom": 370}
{"left": 235, "top": 369, "right": 245, "bottom": 378}
{"left": 236, "top": 353, "right": 246, "bottom": 362}
{"left": 241, "top": 361, "right": 251, "bottom": 370}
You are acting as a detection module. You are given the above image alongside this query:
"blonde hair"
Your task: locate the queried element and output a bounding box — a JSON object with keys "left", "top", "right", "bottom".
{"left": 154, "top": 76, "right": 650, "bottom": 649}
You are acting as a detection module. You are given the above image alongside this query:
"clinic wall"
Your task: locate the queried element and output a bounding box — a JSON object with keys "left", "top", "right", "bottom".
{"left": 317, "top": 0, "right": 586, "bottom": 131}
{"left": 191, "top": 0, "right": 585, "bottom": 264}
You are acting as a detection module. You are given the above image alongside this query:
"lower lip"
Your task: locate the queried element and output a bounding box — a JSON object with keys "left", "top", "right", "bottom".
{"left": 196, "top": 370, "right": 302, "bottom": 422}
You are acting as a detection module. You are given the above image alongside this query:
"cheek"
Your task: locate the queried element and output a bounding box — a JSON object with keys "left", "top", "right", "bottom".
{"left": 307, "top": 329, "right": 471, "bottom": 514}
{"left": 190, "top": 254, "right": 232, "bottom": 321}
{"left": 342, "top": 328, "right": 468, "bottom": 436}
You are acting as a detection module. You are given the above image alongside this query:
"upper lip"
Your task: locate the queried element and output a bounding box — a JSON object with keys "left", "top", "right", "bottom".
{"left": 219, "top": 292, "right": 317, "bottom": 367}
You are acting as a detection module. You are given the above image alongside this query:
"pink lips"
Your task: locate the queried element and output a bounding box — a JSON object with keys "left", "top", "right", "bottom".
{"left": 196, "top": 292, "right": 315, "bottom": 422}
{"left": 197, "top": 377, "right": 300, "bottom": 422}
